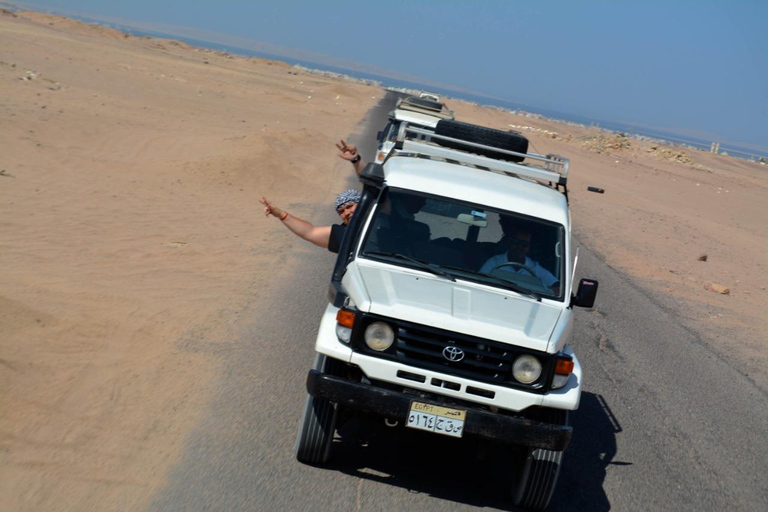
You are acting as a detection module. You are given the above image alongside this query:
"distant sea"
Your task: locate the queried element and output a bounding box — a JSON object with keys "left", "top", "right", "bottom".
{"left": 63, "top": 15, "right": 768, "bottom": 161}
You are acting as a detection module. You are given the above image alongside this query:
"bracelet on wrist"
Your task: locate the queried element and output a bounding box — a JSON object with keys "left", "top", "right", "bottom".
{"left": 351, "top": 154, "right": 361, "bottom": 164}
{"left": 280, "top": 212, "right": 289, "bottom": 221}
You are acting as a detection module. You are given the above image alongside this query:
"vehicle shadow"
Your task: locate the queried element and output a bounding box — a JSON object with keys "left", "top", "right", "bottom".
{"left": 549, "top": 393, "right": 624, "bottom": 511}
{"left": 327, "top": 392, "right": 622, "bottom": 511}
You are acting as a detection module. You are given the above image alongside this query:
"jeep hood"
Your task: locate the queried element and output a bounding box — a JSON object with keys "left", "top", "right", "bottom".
{"left": 344, "top": 262, "right": 563, "bottom": 352}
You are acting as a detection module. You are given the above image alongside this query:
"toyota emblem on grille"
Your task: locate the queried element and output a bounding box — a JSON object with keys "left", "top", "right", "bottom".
{"left": 443, "top": 346, "right": 465, "bottom": 362}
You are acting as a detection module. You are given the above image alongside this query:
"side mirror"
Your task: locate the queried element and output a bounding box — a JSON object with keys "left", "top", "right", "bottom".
{"left": 360, "top": 162, "right": 385, "bottom": 187}
{"left": 572, "top": 278, "right": 599, "bottom": 308}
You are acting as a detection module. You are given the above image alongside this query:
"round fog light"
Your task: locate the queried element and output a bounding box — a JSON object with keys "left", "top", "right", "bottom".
{"left": 512, "top": 355, "right": 542, "bottom": 384}
{"left": 364, "top": 322, "right": 395, "bottom": 351}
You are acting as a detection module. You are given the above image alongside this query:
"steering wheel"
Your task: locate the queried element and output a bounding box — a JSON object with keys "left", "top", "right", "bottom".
{"left": 492, "top": 262, "right": 537, "bottom": 277}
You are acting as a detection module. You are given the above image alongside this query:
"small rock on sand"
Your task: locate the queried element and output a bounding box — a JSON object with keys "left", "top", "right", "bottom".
{"left": 705, "top": 283, "right": 730, "bottom": 295}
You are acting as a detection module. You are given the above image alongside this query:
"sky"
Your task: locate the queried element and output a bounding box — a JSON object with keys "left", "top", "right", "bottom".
{"left": 12, "top": 0, "right": 768, "bottom": 151}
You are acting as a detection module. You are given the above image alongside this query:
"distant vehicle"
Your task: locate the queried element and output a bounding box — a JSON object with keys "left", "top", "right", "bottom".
{"left": 419, "top": 91, "right": 441, "bottom": 102}
{"left": 295, "top": 117, "right": 599, "bottom": 511}
{"left": 396, "top": 95, "right": 454, "bottom": 119}
{"left": 375, "top": 95, "right": 456, "bottom": 163}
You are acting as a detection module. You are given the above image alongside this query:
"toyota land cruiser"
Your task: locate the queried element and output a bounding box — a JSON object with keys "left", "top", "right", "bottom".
{"left": 295, "top": 119, "right": 598, "bottom": 511}
{"left": 375, "top": 95, "right": 456, "bottom": 163}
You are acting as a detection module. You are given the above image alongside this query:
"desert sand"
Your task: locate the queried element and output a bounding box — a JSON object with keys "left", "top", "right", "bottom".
{"left": 1, "top": 10, "right": 765, "bottom": 512}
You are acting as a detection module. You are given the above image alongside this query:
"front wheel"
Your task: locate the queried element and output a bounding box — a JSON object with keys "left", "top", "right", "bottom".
{"left": 512, "top": 409, "right": 568, "bottom": 510}
{"left": 294, "top": 355, "right": 339, "bottom": 464}
{"left": 295, "top": 393, "right": 337, "bottom": 464}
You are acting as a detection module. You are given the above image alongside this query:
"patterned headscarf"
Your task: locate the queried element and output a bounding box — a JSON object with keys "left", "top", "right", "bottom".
{"left": 335, "top": 189, "right": 361, "bottom": 212}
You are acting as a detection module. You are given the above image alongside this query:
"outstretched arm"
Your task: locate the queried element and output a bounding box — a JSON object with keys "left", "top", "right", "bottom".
{"left": 336, "top": 139, "right": 365, "bottom": 175}
{"left": 260, "top": 196, "right": 332, "bottom": 248}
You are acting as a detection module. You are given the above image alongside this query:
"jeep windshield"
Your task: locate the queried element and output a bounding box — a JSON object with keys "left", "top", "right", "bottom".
{"left": 359, "top": 188, "right": 566, "bottom": 300}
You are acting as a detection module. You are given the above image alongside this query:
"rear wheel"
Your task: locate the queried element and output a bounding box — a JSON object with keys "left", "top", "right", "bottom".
{"left": 512, "top": 409, "right": 569, "bottom": 510}
{"left": 294, "top": 355, "right": 340, "bottom": 464}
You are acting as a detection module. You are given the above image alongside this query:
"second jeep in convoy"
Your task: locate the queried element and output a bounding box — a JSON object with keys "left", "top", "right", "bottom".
{"left": 374, "top": 94, "right": 455, "bottom": 163}
{"left": 295, "top": 117, "right": 598, "bottom": 511}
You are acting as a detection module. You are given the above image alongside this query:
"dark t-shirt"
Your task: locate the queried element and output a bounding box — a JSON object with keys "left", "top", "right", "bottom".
{"left": 328, "top": 224, "right": 346, "bottom": 254}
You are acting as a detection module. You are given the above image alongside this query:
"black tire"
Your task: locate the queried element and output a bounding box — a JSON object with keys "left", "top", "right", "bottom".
{"left": 434, "top": 120, "right": 529, "bottom": 162}
{"left": 294, "top": 355, "right": 339, "bottom": 464}
{"left": 512, "top": 409, "right": 568, "bottom": 510}
{"left": 295, "top": 393, "right": 337, "bottom": 464}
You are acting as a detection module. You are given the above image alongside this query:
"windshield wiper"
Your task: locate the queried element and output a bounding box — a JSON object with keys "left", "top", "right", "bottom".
{"left": 440, "top": 265, "right": 542, "bottom": 301}
{"left": 364, "top": 251, "right": 456, "bottom": 282}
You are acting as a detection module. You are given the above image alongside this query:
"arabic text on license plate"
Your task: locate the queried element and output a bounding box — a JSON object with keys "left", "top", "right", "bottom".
{"left": 406, "top": 401, "right": 466, "bottom": 438}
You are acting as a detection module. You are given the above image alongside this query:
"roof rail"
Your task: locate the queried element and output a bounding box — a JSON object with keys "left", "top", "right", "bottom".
{"left": 395, "top": 124, "right": 570, "bottom": 187}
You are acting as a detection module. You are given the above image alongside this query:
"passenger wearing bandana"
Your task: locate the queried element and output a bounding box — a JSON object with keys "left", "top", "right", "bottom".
{"left": 259, "top": 189, "right": 360, "bottom": 254}
{"left": 260, "top": 140, "right": 365, "bottom": 253}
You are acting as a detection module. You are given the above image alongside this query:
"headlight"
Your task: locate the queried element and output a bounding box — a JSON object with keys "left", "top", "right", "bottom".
{"left": 364, "top": 322, "right": 395, "bottom": 351}
{"left": 512, "top": 355, "right": 542, "bottom": 384}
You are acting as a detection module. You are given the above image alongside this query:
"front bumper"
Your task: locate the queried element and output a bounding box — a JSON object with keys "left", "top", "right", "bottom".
{"left": 307, "top": 370, "right": 572, "bottom": 451}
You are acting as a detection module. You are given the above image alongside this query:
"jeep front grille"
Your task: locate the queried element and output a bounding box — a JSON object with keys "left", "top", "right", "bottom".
{"left": 354, "top": 316, "right": 551, "bottom": 391}
{"left": 395, "top": 325, "right": 517, "bottom": 384}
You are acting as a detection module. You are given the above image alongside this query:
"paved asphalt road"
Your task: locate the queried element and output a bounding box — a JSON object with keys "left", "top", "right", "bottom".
{"left": 151, "top": 93, "right": 767, "bottom": 511}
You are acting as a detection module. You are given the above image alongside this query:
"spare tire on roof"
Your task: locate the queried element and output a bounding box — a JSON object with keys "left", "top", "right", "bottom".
{"left": 434, "top": 120, "right": 528, "bottom": 162}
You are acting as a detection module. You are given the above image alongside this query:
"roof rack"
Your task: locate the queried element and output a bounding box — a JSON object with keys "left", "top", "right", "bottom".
{"left": 392, "top": 124, "right": 570, "bottom": 187}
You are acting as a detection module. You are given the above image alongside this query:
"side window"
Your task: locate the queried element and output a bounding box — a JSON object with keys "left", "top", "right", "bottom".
{"left": 387, "top": 121, "right": 400, "bottom": 142}
{"left": 377, "top": 121, "right": 392, "bottom": 143}
{"left": 376, "top": 121, "right": 400, "bottom": 147}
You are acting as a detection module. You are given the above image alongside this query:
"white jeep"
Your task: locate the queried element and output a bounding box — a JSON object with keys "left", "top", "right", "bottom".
{"left": 418, "top": 91, "right": 441, "bottom": 102}
{"left": 295, "top": 119, "right": 598, "bottom": 511}
{"left": 375, "top": 95, "right": 456, "bottom": 163}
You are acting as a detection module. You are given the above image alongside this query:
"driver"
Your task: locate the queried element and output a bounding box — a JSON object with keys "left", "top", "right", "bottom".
{"left": 479, "top": 224, "right": 559, "bottom": 292}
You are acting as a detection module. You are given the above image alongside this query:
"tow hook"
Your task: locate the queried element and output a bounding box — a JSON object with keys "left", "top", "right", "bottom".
{"left": 384, "top": 418, "right": 399, "bottom": 427}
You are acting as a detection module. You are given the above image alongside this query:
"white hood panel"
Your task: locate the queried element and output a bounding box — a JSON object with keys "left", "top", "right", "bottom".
{"left": 347, "top": 262, "right": 562, "bottom": 352}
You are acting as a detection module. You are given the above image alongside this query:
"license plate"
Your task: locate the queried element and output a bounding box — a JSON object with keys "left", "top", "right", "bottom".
{"left": 406, "top": 401, "right": 466, "bottom": 438}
